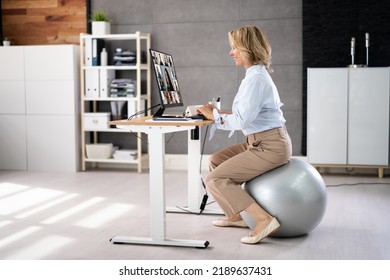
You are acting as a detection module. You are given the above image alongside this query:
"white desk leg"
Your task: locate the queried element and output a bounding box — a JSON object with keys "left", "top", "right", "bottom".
{"left": 167, "top": 127, "right": 223, "bottom": 215}
{"left": 111, "top": 129, "right": 209, "bottom": 248}
{"left": 187, "top": 127, "right": 202, "bottom": 212}
{"left": 149, "top": 130, "right": 166, "bottom": 240}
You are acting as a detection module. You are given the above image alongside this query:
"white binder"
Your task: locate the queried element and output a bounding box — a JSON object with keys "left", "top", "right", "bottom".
{"left": 85, "top": 68, "right": 99, "bottom": 98}
{"left": 84, "top": 38, "right": 92, "bottom": 66}
{"left": 99, "top": 69, "right": 115, "bottom": 98}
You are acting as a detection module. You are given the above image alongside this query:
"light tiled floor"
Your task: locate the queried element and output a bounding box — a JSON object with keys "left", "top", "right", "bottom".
{"left": 0, "top": 169, "right": 389, "bottom": 260}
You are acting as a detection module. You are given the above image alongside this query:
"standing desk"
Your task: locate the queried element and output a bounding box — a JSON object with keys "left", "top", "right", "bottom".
{"left": 109, "top": 116, "right": 217, "bottom": 248}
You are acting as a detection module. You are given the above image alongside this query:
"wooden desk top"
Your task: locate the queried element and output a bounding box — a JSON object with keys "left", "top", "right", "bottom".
{"left": 109, "top": 116, "right": 214, "bottom": 127}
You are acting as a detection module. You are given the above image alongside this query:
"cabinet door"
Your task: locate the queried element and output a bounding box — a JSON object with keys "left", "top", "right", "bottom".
{"left": 0, "top": 81, "right": 26, "bottom": 114}
{"left": 0, "top": 46, "right": 25, "bottom": 80}
{"left": 348, "top": 68, "right": 389, "bottom": 165}
{"left": 0, "top": 47, "right": 26, "bottom": 114}
{"left": 26, "top": 115, "right": 80, "bottom": 172}
{"left": 25, "top": 45, "right": 79, "bottom": 80}
{"left": 26, "top": 80, "right": 79, "bottom": 115}
{"left": 307, "top": 68, "right": 348, "bottom": 164}
{"left": 0, "top": 115, "right": 27, "bottom": 170}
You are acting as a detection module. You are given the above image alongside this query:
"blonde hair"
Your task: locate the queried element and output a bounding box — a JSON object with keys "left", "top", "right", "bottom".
{"left": 228, "top": 25, "right": 273, "bottom": 73}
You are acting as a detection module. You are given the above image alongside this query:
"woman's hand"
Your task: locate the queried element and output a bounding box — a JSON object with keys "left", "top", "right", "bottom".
{"left": 197, "top": 103, "right": 218, "bottom": 120}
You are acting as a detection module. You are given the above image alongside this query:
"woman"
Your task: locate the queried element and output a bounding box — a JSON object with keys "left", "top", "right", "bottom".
{"left": 198, "top": 25, "right": 292, "bottom": 244}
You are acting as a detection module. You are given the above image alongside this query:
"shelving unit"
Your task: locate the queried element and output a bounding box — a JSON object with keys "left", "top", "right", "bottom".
{"left": 80, "top": 32, "right": 151, "bottom": 173}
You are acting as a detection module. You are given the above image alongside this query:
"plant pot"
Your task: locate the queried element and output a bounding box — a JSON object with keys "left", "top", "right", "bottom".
{"left": 92, "top": 22, "right": 111, "bottom": 35}
{"left": 3, "top": 41, "right": 10, "bottom": 46}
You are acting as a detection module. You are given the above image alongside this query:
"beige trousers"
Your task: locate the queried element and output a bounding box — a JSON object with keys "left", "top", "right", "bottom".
{"left": 206, "top": 126, "right": 292, "bottom": 217}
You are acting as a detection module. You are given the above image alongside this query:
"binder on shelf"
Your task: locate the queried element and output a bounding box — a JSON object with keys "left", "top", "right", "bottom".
{"left": 84, "top": 38, "right": 92, "bottom": 66}
{"left": 99, "top": 69, "right": 115, "bottom": 98}
{"left": 92, "top": 38, "right": 105, "bottom": 66}
{"left": 85, "top": 68, "right": 100, "bottom": 98}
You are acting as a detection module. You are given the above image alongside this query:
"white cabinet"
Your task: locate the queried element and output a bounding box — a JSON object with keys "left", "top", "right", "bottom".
{"left": 0, "top": 47, "right": 27, "bottom": 170}
{"left": 0, "top": 46, "right": 25, "bottom": 80}
{"left": 25, "top": 45, "right": 79, "bottom": 80}
{"left": 0, "top": 81, "right": 27, "bottom": 114}
{"left": 0, "top": 115, "right": 27, "bottom": 170}
{"left": 0, "top": 45, "right": 80, "bottom": 172}
{"left": 26, "top": 115, "right": 79, "bottom": 172}
{"left": 80, "top": 32, "right": 151, "bottom": 173}
{"left": 307, "top": 67, "right": 390, "bottom": 174}
{"left": 307, "top": 68, "right": 348, "bottom": 165}
{"left": 348, "top": 69, "right": 390, "bottom": 165}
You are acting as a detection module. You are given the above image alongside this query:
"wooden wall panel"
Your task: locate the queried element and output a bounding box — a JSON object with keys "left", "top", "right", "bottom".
{"left": 2, "top": 0, "right": 87, "bottom": 45}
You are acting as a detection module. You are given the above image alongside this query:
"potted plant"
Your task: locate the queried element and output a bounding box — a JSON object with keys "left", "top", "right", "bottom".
{"left": 3, "top": 37, "right": 11, "bottom": 46}
{"left": 90, "top": 11, "right": 111, "bottom": 35}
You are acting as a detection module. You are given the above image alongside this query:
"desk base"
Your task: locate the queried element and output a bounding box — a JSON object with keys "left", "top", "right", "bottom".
{"left": 110, "top": 236, "right": 209, "bottom": 248}
{"left": 167, "top": 206, "right": 224, "bottom": 215}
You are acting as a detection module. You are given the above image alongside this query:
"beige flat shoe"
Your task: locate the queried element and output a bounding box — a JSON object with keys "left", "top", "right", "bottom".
{"left": 240, "top": 217, "right": 280, "bottom": 244}
{"left": 212, "top": 219, "right": 248, "bottom": 228}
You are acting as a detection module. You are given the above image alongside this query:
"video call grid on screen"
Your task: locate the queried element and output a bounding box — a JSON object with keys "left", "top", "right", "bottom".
{"left": 150, "top": 49, "right": 183, "bottom": 107}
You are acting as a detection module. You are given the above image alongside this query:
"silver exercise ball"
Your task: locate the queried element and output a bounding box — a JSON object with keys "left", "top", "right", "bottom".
{"left": 240, "top": 158, "right": 327, "bottom": 237}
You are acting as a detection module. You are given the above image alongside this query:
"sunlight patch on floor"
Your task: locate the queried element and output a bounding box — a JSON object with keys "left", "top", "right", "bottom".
{"left": 0, "top": 185, "right": 65, "bottom": 216}
{"left": 15, "top": 193, "right": 79, "bottom": 219}
{"left": 41, "top": 197, "right": 105, "bottom": 225}
{"left": 74, "top": 203, "right": 134, "bottom": 229}
{"left": 0, "top": 182, "right": 30, "bottom": 198}
{"left": 5, "top": 235, "right": 73, "bottom": 260}
{"left": 0, "top": 226, "right": 41, "bottom": 250}
{"left": 0, "top": 220, "right": 13, "bottom": 229}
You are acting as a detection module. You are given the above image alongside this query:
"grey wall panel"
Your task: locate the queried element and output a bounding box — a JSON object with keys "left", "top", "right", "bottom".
{"left": 152, "top": 22, "right": 237, "bottom": 67}
{"left": 283, "top": 110, "right": 302, "bottom": 156}
{"left": 177, "top": 66, "right": 238, "bottom": 111}
{"left": 92, "top": 0, "right": 154, "bottom": 25}
{"left": 239, "top": 0, "right": 302, "bottom": 20}
{"left": 92, "top": 0, "right": 303, "bottom": 155}
{"left": 272, "top": 65, "right": 302, "bottom": 112}
{"left": 240, "top": 19, "right": 302, "bottom": 65}
{"left": 153, "top": 0, "right": 238, "bottom": 23}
